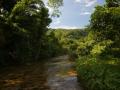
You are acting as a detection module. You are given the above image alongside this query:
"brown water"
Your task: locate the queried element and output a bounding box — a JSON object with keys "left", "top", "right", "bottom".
{"left": 0, "top": 55, "right": 83, "bottom": 90}
{"left": 46, "top": 55, "right": 83, "bottom": 90}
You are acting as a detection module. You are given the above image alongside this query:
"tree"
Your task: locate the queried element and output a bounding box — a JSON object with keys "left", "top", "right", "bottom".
{"left": 106, "top": 0, "right": 120, "bottom": 7}
{"left": 0, "top": 0, "right": 18, "bottom": 12}
{"left": 48, "top": 0, "right": 63, "bottom": 17}
{"left": 0, "top": 0, "right": 51, "bottom": 65}
{"left": 90, "top": 6, "right": 120, "bottom": 40}
{"left": 90, "top": 0, "right": 120, "bottom": 57}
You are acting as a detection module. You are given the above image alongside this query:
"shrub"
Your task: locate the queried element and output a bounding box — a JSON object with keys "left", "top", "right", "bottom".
{"left": 90, "top": 40, "right": 113, "bottom": 56}
{"left": 76, "top": 56, "right": 120, "bottom": 90}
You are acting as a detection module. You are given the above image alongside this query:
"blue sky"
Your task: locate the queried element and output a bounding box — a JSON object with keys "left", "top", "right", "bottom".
{"left": 48, "top": 0, "right": 105, "bottom": 29}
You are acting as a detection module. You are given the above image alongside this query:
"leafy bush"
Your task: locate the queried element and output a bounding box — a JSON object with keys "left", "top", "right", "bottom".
{"left": 90, "top": 40, "right": 113, "bottom": 56}
{"left": 76, "top": 56, "right": 120, "bottom": 90}
{"left": 76, "top": 39, "right": 94, "bottom": 56}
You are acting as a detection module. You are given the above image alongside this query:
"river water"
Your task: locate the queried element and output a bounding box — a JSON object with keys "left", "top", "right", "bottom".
{"left": 0, "top": 55, "right": 83, "bottom": 90}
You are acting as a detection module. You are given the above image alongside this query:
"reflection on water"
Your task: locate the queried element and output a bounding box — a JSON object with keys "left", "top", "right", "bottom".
{"left": 46, "top": 55, "right": 82, "bottom": 90}
{"left": 0, "top": 55, "right": 82, "bottom": 90}
{"left": 0, "top": 62, "right": 50, "bottom": 90}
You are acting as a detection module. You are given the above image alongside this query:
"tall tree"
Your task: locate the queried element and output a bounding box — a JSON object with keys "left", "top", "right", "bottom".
{"left": 106, "top": 0, "right": 120, "bottom": 7}
{"left": 90, "top": 0, "right": 120, "bottom": 56}
{"left": 0, "top": 0, "right": 51, "bottom": 65}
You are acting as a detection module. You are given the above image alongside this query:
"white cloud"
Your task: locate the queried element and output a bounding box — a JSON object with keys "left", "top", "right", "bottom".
{"left": 74, "top": 0, "right": 96, "bottom": 16}
{"left": 53, "top": 18, "right": 61, "bottom": 25}
{"left": 75, "top": 0, "right": 81, "bottom": 3}
{"left": 50, "top": 25, "right": 82, "bottom": 29}
{"left": 74, "top": 0, "right": 97, "bottom": 7}
{"left": 80, "top": 12, "right": 91, "bottom": 15}
{"left": 85, "top": 0, "right": 97, "bottom": 7}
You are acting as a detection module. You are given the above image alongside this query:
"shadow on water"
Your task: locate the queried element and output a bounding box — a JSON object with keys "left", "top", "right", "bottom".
{"left": 0, "top": 55, "right": 83, "bottom": 90}
{"left": 0, "top": 62, "right": 50, "bottom": 90}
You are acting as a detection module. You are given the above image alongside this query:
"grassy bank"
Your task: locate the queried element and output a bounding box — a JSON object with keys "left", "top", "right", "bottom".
{"left": 76, "top": 56, "right": 120, "bottom": 90}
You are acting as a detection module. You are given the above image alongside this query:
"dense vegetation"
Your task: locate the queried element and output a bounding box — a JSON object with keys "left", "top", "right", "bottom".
{"left": 76, "top": 0, "right": 120, "bottom": 90}
{"left": 0, "top": 0, "right": 52, "bottom": 65}
{"left": 0, "top": 0, "right": 120, "bottom": 90}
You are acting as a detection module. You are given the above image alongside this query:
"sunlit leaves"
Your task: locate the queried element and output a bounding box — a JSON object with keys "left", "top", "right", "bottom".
{"left": 48, "top": 0, "right": 63, "bottom": 8}
{"left": 47, "top": 0, "right": 63, "bottom": 17}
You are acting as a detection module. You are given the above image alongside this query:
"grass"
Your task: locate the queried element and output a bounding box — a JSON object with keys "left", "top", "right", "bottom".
{"left": 76, "top": 56, "right": 120, "bottom": 90}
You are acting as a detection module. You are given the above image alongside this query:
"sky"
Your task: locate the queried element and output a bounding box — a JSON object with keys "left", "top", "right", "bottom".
{"left": 48, "top": 0, "right": 105, "bottom": 29}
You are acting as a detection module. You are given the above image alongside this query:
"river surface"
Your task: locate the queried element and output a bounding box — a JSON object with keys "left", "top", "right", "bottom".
{"left": 0, "top": 55, "right": 83, "bottom": 90}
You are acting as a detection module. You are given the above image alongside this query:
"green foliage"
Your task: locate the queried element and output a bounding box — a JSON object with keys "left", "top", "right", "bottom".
{"left": 106, "top": 0, "right": 120, "bottom": 7}
{"left": 41, "top": 29, "right": 85, "bottom": 58}
{"left": 39, "top": 30, "right": 65, "bottom": 58}
{"left": 91, "top": 6, "right": 120, "bottom": 41}
{"left": 47, "top": 0, "right": 63, "bottom": 17}
{"left": 91, "top": 40, "right": 113, "bottom": 56}
{"left": 76, "top": 39, "right": 94, "bottom": 56}
{"left": 0, "top": 0, "right": 51, "bottom": 65}
{"left": 0, "top": 0, "right": 17, "bottom": 11}
{"left": 90, "top": 0, "right": 120, "bottom": 57}
{"left": 75, "top": 0, "right": 120, "bottom": 90}
{"left": 40, "top": 29, "right": 87, "bottom": 59}
{"left": 77, "top": 56, "right": 120, "bottom": 90}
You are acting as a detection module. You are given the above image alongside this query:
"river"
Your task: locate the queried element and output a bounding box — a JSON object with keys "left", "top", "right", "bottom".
{"left": 0, "top": 55, "right": 83, "bottom": 90}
